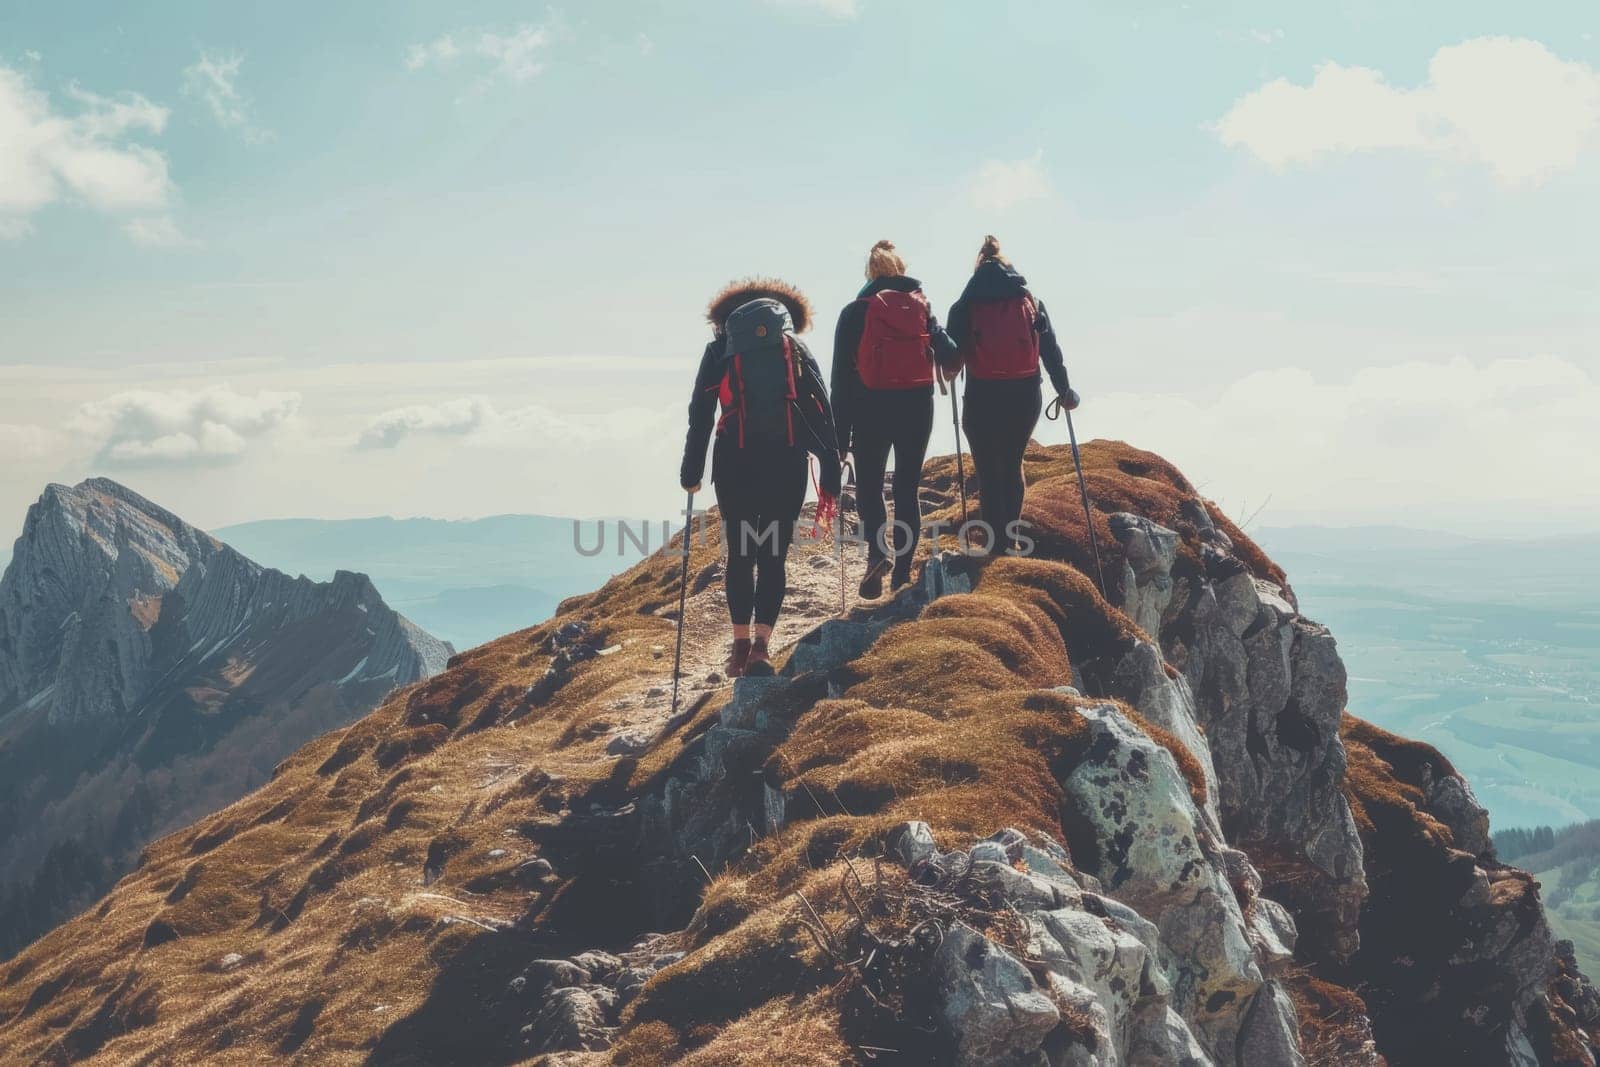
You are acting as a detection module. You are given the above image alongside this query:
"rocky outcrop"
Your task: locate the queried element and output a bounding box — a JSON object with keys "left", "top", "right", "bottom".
{"left": 1108, "top": 509, "right": 1366, "bottom": 963}
{"left": 0, "top": 478, "right": 450, "bottom": 959}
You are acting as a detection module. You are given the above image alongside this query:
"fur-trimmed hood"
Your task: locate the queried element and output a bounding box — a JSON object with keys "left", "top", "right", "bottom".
{"left": 706, "top": 277, "right": 813, "bottom": 334}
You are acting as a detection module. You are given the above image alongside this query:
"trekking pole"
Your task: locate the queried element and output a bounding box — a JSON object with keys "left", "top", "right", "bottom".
{"left": 670, "top": 490, "right": 695, "bottom": 717}
{"left": 943, "top": 371, "right": 969, "bottom": 528}
{"left": 1046, "top": 396, "right": 1107, "bottom": 598}
{"left": 837, "top": 458, "right": 855, "bottom": 616}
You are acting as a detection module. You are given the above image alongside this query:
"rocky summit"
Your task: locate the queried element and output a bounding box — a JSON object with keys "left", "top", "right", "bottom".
{"left": 0, "top": 445, "right": 1593, "bottom": 1067}
{"left": 0, "top": 478, "right": 452, "bottom": 960}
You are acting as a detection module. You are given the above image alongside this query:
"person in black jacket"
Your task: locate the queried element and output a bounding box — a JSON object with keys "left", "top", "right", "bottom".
{"left": 681, "top": 278, "right": 842, "bottom": 677}
{"left": 946, "top": 235, "right": 1080, "bottom": 554}
{"left": 831, "top": 241, "right": 959, "bottom": 597}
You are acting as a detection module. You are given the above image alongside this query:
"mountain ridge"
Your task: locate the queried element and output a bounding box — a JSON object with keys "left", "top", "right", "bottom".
{"left": 0, "top": 445, "right": 1591, "bottom": 1066}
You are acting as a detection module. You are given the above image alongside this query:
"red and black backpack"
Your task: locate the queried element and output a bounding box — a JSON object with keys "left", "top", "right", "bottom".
{"left": 855, "top": 289, "right": 933, "bottom": 390}
{"left": 964, "top": 294, "right": 1039, "bottom": 380}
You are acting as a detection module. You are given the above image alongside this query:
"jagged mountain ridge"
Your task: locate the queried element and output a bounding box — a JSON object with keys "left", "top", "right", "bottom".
{"left": 0, "top": 478, "right": 452, "bottom": 960}
{"left": 0, "top": 445, "right": 1592, "bottom": 1066}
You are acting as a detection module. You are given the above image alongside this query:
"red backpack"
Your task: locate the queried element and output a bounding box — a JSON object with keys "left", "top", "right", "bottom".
{"left": 856, "top": 289, "right": 933, "bottom": 390}
{"left": 965, "top": 295, "right": 1039, "bottom": 380}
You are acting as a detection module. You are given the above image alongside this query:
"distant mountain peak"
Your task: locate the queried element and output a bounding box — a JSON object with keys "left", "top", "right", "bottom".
{"left": 0, "top": 479, "right": 451, "bottom": 959}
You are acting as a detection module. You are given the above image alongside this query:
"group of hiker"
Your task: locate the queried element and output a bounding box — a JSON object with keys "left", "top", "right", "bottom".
{"left": 679, "top": 236, "right": 1081, "bottom": 680}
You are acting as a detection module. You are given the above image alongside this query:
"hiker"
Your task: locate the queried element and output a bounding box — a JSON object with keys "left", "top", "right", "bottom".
{"left": 681, "top": 279, "right": 842, "bottom": 679}
{"left": 831, "top": 240, "right": 960, "bottom": 597}
{"left": 946, "top": 235, "right": 1080, "bottom": 554}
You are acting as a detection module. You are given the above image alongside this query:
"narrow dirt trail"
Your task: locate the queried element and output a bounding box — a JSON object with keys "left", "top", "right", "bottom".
{"left": 603, "top": 502, "right": 875, "bottom": 743}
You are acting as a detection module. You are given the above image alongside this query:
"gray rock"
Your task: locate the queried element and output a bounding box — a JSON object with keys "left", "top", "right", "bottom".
{"left": 1424, "top": 772, "right": 1492, "bottom": 859}
{"left": 888, "top": 820, "right": 938, "bottom": 867}
{"left": 969, "top": 861, "right": 1078, "bottom": 911}
{"left": 1128, "top": 1005, "right": 1215, "bottom": 1067}
{"left": 1061, "top": 703, "right": 1264, "bottom": 1059}
{"left": 919, "top": 551, "right": 974, "bottom": 600}
{"left": 1108, "top": 638, "right": 1220, "bottom": 823}
{"left": 968, "top": 841, "right": 1011, "bottom": 866}
{"left": 570, "top": 950, "right": 624, "bottom": 982}
{"left": 512, "top": 959, "right": 589, "bottom": 996}
{"left": 521, "top": 986, "right": 612, "bottom": 1052}
{"left": 934, "top": 924, "right": 1060, "bottom": 1065}
{"left": 982, "top": 827, "right": 1029, "bottom": 861}
{"left": 781, "top": 618, "right": 888, "bottom": 677}
{"left": 1019, "top": 844, "right": 1076, "bottom": 885}
{"left": 1505, "top": 1021, "right": 1541, "bottom": 1067}
{"left": 1108, "top": 513, "right": 1179, "bottom": 637}
{"left": 1162, "top": 559, "right": 1367, "bottom": 961}
{"left": 605, "top": 730, "right": 653, "bottom": 756}
{"left": 1237, "top": 981, "right": 1306, "bottom": 1067}
{"left": 720, "top": 675, "right": 789, "bottom": 730}
{"left": 1247, "top": 898, "right": 1298, "bottom": 970}
{"left": 514, "top": 857, "right": 555, "bottom": 884}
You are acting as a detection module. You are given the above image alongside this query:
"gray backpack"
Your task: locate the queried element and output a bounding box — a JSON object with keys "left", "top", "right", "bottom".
{"left": 721, "top": 299, "right": 799, "bottom": 448}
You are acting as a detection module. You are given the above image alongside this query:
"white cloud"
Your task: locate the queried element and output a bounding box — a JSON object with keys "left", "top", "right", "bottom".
{"left": 1079, "top": 355, "right": 1600, "bottom": 527}
{"left": 69, "top": 386, "right": 301, "bottom": 466}
{"left": 357, "top": 397, "right": 493, "bottom": 449}
{"left": 183, "top": 51, "right": 270, "bottom": 143}
{"left": 767, "top": 0, "right": 860, "bottom": 18}
{"left": 405, "top": 35, "right": 463, "bottom": 72}
{"left": 357, "top": 395, "right": 675, "bottom": 452}
{"left": 123, "top": 215, "right": 190, "bottom": 247}
{"left": 406, "top": 20, "right": 559, "bottom": 86}
{"left": 971, "top": 150, "right": 1051, "bottom": 212}
{"left": 1213, "top": 37, "right": 1600, "bottom": 186}
{"left": 0, "top": 66, "right": 173, "bottom": 236}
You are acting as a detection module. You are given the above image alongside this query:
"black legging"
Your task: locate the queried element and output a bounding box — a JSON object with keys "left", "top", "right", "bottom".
{"left": 852, "top": 389, "right": 934, "bottom": 573}
{"left": 962, "top": 378, "right": 1041, "bottom": 550}
{"left": 713, "top": 438, "right": 808, "bottom": 627}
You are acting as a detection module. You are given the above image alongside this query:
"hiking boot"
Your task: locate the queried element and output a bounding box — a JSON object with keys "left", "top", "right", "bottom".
{"left": 890, "top": 562, "right": 913, "bottom": 592}
{"left": 725, "top": 638, "right": 753, "bottom": 679}
{"left": 858, "top": 557, "right": 891, "bottom": 600}
{"left": 744, "top": 638, "right": 775, "bottom": 677}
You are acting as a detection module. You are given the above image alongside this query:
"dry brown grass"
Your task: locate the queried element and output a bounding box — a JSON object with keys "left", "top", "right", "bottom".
{"left": 1283, "top": 966, "right": 1385, "bottom": 1067}
{"left": 0, "top": 441, "right": 1282, "bottom": 1065}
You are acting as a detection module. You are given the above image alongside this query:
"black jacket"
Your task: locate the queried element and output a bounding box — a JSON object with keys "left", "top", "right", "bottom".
{"left": 946, "top": 259, "right": 1072, "bottom": 399}
{"left": 680, "top": 334, "right": 842, "bottom": 495}
{"left": 830, "top": 275, "right": 959, "bottom": 453}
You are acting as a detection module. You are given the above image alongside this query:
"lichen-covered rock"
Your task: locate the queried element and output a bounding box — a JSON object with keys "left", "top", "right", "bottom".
{"left": 1109, "top": 512, "right": 1178, "bottom": 638}
{"left": 934, "top": 923, "right": 1061, "bottom": 1065}
{"left": 1060, "top": 703, "right": 1281, "bottom": 1060}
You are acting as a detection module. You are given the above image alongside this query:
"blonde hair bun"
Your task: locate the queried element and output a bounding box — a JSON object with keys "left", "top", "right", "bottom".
{"left": 866, "top": 239, "right": 907, "bottom": 280}
{"left": 975, "top": 234, "right": 1008, "bottom": 270}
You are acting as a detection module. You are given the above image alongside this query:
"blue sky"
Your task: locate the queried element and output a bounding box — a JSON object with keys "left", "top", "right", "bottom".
{"left": 1, "top": 1, "right": 1597, "bottom": 537}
